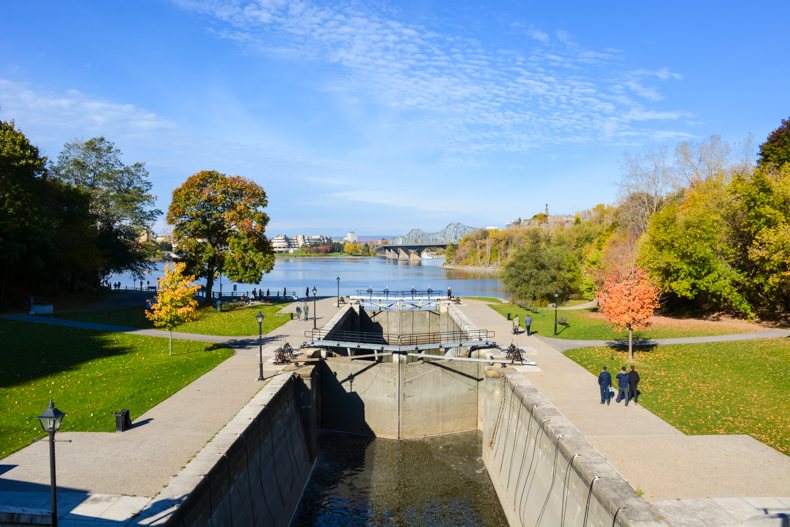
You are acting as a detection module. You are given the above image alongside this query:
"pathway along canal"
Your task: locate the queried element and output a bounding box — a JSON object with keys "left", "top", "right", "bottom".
{"left": 113, "top": 257, "right": 504, "bottom": 299}
{"left": 293, "top": 431, "right": 508, "bottom": 526}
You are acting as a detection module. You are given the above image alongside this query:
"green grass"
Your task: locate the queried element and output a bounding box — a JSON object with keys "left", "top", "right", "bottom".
{"left": 465, "top": 296, "right": 503, "bottom": 303}
{"left": 58, "top": 302, "right": 291, "bottom": 337}
{"left": 565, "top": 339, "right": 790, "bottom": 455}
{"left": 487, "top": 303, "right": 757, "bottom": 340}
{"left": 0, "top": 320, "right": 233, "bottom": 458}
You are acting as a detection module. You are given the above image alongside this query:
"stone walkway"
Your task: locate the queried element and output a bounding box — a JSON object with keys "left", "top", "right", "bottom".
{"left": 458, "top": 299, "right": 790, "bottom": 526}
{"left": 0, "top": 297, "right": 343, "bottom": 525}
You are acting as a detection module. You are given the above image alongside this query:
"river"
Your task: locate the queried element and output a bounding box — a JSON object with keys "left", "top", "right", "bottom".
{"left": 113, "top": 257, "right": 504, "bottom": 299}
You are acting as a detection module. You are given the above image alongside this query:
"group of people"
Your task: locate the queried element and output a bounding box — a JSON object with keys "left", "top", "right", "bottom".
{"left": 511, "top": 314, "right": 533, "bottom": 336}
{"left": 597, "top": 365, "right": 640, "bottom": 406}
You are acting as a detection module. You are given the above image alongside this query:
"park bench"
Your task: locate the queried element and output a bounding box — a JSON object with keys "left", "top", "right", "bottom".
{"left": 557, "top": 317, "right": 569, "bottom": 327}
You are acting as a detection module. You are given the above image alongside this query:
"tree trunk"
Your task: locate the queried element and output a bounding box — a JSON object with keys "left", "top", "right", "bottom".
{"left": 628, "top": 327, "right": 633, "bottom": 362}
{"left": 169, "top": 329, "right": 173, "bottom": 356}
{"left": 204, "top": 271, "right": 214, "bottom": 305}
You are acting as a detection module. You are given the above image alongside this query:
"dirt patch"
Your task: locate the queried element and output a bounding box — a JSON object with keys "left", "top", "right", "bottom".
{"left": 579, "top": 311, "right": 765, "bottom": 333}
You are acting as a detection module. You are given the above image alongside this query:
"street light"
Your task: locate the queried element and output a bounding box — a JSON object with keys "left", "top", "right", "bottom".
{"left": 37, "top": 400, "right": 65, "bottom": 527}
{"left": 367, "top": 287, "right": 373, "bottom": 302}
{"left": 410, "top": 287, "right": 416, "bottom": 299}
{"left": 384, "top": 287, "right": 389, "bottom": 299}
{"left": 427, "top": 287, "right": 433, "bottom": 299}
{"left": 312, "top": 286, "right": 318, "bottom": 329}
{"left": 256, "top": 311, "right": 265, "bottom": 380}
{"left": 553, "top": 291, "right": 559, "bottom": 336}
{"left": 336, "top": 276, "right": 341, "bottom": 307}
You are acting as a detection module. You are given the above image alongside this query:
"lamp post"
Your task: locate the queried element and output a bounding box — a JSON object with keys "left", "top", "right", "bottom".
{"left": 312, "top": 286, "right": 318, "bottom": 329}
{"left": 427, "top": 287, "right": 433, "bottom": 300}
{"left": 553, "top": 291, "right": 559, "bottom": 336}
{"left": 336, "top": 276, "right": 340, "bottom": 307}
{"left": 410, "top": 287, "right": 416, "bottom": 299}
{"left": 256, "top": 311, "right": 264, "bottom": 380}
{"left": 37, "top": 400, "right": 65, "bottom": 527}
{"left": 367, "top": 287, "right": 373, "bottom": 302}
{"left": 384, "top": 287, "right": 389, "bottom": 299}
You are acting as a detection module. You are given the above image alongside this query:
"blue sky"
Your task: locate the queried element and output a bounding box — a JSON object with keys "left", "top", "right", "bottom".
{"left": 2, "top": 1, "right": 788, "bottom": 237}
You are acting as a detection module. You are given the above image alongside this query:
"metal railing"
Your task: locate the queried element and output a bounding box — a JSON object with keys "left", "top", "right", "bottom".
{"left": 305, "top": 328, "right": 494, "bottom": 346}
{"left": 355, "top": 289, "right": 450, "bottom": 298}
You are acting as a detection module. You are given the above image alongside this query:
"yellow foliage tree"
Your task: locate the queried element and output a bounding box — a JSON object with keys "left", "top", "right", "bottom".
{"left": 145, "top": 262, "right": 200, "bottom": 355}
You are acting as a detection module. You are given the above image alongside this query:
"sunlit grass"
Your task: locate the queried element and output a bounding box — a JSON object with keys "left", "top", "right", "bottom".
{"left": 487, "top": 303, "right": 758, "bottom": 340}
{"left": 58, "top": 302, "right": 291, "bottom": 336}
{"left": 565, "top": 339, "right": 790, "bottom": 455}
{"left": 0, "top": 320, "right": 233, "bottom": 458}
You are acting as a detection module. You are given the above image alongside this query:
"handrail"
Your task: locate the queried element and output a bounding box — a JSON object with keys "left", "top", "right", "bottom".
{"left": 304, "top": 328, "right": 494, "bottom": 345}
{"left": 354, "top": 289, "right": 450, "bottom": 298}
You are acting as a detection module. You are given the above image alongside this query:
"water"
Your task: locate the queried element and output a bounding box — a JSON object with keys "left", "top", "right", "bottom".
{"left": 112, "top": 257, "right": 504, "bottom": 298}
{"left": 293, "top": 431, "right": 508, "bottom": 526}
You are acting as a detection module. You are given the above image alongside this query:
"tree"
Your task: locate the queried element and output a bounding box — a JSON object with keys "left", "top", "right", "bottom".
{"left": 52, "top": 137, "right": 160, "bottom": 283}
{"left": 167, "top": 170, "right": 274, "bottom": 302}
{"left": 145, "top": 262, "right": 200, "bottom": 355}
{"left": 444, "top": 243, "right": 457, "bottom": 262}
{"left": 597, "top": 266, "right": 660, "bottom": 361}
{"left": 758, "top": 117, "right": 790, "bottom": 168}
{"left": 501, "top": 229, "right": 576, "bottom": 306}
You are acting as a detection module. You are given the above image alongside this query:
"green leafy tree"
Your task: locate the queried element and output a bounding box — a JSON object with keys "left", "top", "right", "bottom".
{"left": 167, "top": 170, "right": 274, "bottom": 302}
{"left": 146, "top": 262, "right": 200, "bottom": 355}
{"left": 639, "top": 177, "right": 752, "bottom": 316}
{"left": 501, "top": 229, "right": 575, "bottom": 306}
{"left": 52, "top": 137, "right": 160, "bottom": 282}
{"left": 758, "top": 117, "right": 790, "bottom": 168}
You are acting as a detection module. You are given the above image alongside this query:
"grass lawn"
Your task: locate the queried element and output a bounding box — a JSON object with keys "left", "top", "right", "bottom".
{"left": 565, "top": 339, "right": 790, "bottom": 455}
{"left": 58, "top": 302, "right": 291, "bottom": 337}
{"left": 0, "top": 320, "right": 233, "bottom": 458}
{"left": 465, "top": 296, "right": 503, "bottom": 303}
{"left": 487, "top": 303, "right": 760, "bottom": 340}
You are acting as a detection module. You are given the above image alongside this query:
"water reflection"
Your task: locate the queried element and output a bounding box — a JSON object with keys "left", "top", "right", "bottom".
{"left": 293, "top": 431, "right": 508, "bottom": 526}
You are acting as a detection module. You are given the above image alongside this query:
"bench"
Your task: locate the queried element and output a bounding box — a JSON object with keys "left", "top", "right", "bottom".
{"left": 557, "top": 317, "right": 569, "bottom": 327}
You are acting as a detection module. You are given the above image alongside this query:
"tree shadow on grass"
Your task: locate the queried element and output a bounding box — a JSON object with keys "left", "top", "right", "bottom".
{"left": 605, "top": 340, "right": 659, "bottom": 352}
{"left": 0, "top": 320, "right": 133, "bottom": 389}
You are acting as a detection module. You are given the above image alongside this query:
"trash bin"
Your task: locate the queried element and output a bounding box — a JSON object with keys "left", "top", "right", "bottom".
{"left": 215, "top": 300, "right": 222, "bottom": 312}
{"left": 290, "top": 313, "right": 294, "bottom": 320}
{"left": 115, "top": 409, "right": 131, "bottom": 432}
{"left": 507, "top": 313, "right": 512, "bottom": 320}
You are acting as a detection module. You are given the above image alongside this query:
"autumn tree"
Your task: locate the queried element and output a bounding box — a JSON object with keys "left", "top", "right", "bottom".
{"left": 597, "top": 266, "right": 660, "bottom": 361}
{"left": 758, "top": 117, "right": 790, "bottom": 168}
{"left": 53, "top": 137, "right": 160, "bottom": 283}
{"left": 146, "top": 262, "right": 200, "bottom": 355}
{"left": 167, "top": 170, "right": 274, "bottom": 302}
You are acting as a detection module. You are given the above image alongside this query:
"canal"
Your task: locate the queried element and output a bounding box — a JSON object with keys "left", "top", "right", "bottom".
{"left": 293, "top": 431, "right": 508, "bottom": 526}
{"left": 113, "top": 257, "right": 504, "bottom": 299}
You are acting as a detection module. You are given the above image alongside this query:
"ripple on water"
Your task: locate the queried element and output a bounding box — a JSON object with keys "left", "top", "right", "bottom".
{"left": 293, "top": 430, "right": 508, "bottom": 526}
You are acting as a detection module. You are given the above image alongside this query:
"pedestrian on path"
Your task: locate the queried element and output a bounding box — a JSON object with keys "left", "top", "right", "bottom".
{"left": 524, "top": 314, "right": 532, "bottom": 336}
{"left": 629, "top": 365, "right": 641, "bottom": 404}
{"left": 512, "top": 314, "right": 520, "bottom": 334}
{"left": 303, "top": 303, "right": 309, "bottom": 321}
{"left": 598, "top": 366, "right": 612, "bottom": 405}
{"left": 447, "top": 287, "right": 452, "bottom": 299}
{"left": 615, "top": 366, "right": 631, "bottom": 406}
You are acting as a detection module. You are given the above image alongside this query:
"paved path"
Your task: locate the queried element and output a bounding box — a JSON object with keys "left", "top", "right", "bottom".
{"left": 458, "top": 299, "right": 790, "bottom": 524}
{"left": 0, "top": 298, "right": 343, "bottom": 523}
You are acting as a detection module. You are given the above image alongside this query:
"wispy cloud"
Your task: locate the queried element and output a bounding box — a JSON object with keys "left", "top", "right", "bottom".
{"left": 173, "top": 0, "right": 690, "bottom": 151}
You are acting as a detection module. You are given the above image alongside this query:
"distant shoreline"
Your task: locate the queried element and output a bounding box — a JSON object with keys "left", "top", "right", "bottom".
{"left": 442, "top": 263, "right": 500, "bottom": 273}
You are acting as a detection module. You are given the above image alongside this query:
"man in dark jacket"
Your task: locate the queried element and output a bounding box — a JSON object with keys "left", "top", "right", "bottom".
{"left": 598, "top": 366, "right": 612, "bottom": 405}
{"left": 524, "top": 314, "right": 533, "bottom": 336}
{"left": 615, "top": 366, "right": 631, "bottom": 406}
{"left": 629, "top": 365, "right": 641, "bottom": 404}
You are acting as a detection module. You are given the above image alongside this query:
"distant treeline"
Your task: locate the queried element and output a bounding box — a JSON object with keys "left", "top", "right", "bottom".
{"left": 447, "top": 117, "right": 790, "bottom": 319}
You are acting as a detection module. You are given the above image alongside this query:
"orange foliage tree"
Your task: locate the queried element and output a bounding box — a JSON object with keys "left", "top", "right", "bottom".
{"left": 597, "top": 266, "right": 660, "bottom": 361}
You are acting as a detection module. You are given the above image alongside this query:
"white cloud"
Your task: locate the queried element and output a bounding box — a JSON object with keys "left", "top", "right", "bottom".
{"left": 174, "top": 0, "right": 692, "bottom": 152}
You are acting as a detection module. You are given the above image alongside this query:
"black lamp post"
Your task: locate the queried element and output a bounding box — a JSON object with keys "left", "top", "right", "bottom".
{"left": 367, "top": 287, "right": 373, "bottom": 302}
{"left": 384, "top": 287, "right": 389, "bottom": 299}
{"left": 427, "top": 287, "right": 433, "bottom": 300}
{"left": 336, "top": 276, "right": 340, "bottom": 307}
{"left": 312, "top": 286, "right": 318, "bottom": 329}
{"left": 410, "top": 287, "right": 416, "bottom": 299}
{"left": 553, "top": 291, "right": 559, "bottom": 336}
{"left": 256, "top": 311, "right": 264, "bottom": 380}
{"left": 37, "top": 400, "right": 65, "bottom": 527}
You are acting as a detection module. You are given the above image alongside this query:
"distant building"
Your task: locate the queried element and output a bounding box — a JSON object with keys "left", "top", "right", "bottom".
{"left": 271, "top": 234, "right": 333, "bottom": 253}
{"left": 344, "top": 231, "right": 358, "bottom": 243}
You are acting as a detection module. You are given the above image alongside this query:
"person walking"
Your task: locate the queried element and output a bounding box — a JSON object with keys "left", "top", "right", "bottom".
{"left": 447, "top": 287, "right": 452, "bottom": 299}
{"left": 615, "top": 366, "right": 631, "bottom": 406}
{"left": 303, "top": 303, "right": 309, "bottom": 321}
{"left": 512, "top": 314, "right": 520, "bottom": 334}
{"left": 629, "top": 365, "right": 641, "bottom": 405}
{"left": 598, "top": 366, "right": 612, "bottom": 405}
{"left": 524, "top": 314, "right": 532, "bottom": 336}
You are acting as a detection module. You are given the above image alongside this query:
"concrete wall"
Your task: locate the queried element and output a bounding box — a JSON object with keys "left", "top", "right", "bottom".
{"left": 320, "top": 357, "right": 482, "bottom": 439}
{"left": 156, "top": 373, "right": 315, "bottom": 527}
{"left": 482, "top": 369, "right": 669, "bottom": 527}
{"left": 370, "top": 309, "right": 459, "bottom": 336}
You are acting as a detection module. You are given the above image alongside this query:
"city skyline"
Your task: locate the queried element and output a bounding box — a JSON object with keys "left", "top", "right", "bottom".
{"left": 2, "top": 1, "right": 788, "bottom": 234}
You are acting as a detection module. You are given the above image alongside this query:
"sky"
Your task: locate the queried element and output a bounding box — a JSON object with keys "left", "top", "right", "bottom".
{"left": 2, "top": 1, "right": 788, "bottom": 237}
